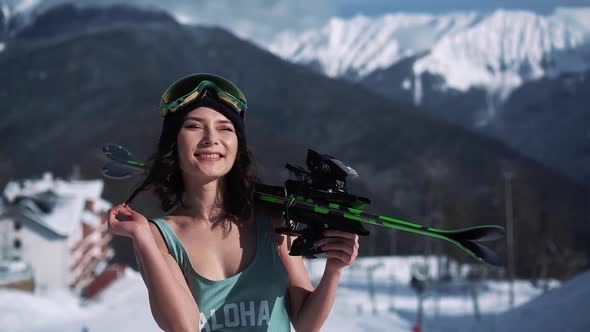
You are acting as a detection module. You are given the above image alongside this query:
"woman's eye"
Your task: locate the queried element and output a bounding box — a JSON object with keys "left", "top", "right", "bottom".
{"left": 220, "top": 127, "right": 234, "bottom": 132}
{"left": 186, "top": 124, "right": 201, "bottom": 129}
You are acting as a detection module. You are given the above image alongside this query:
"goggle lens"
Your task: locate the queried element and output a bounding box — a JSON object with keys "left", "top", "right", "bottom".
{"left": 160, "top": 74, "right": 247, "bottom": 118}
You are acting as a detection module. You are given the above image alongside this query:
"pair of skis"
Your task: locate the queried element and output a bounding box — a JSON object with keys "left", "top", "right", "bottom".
{"left": 102, "top": 144, "right": 505, "bottom": 267}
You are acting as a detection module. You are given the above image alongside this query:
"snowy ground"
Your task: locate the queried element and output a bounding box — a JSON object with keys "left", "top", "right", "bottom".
{"left": 1, "top": 256, "right": 588, "bottom": 332}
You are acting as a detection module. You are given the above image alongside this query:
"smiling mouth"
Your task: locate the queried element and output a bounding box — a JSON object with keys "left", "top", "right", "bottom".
{"left": 194, "top": 153, "right": 223, "bottom": 160}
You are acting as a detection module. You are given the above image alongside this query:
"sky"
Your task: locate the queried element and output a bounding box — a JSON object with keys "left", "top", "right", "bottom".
{"left": 335, "top": 0, "right": 590, "bottom": 17}
{"left": 21, "top": 0, "right": 590, "bottom": 23}
{"left": 168, "top": 0, "right": 590, "bottom": 44}
{"left": 7, "top": 0, "right": 590, "bottom": 44}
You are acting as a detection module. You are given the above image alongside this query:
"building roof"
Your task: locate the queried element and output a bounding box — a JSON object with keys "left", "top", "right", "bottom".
{"left": 1, "top": 173, "right": 110, "bottom": 238}
{"left": 3, "top": 173, "right": 104, "bottom": 202}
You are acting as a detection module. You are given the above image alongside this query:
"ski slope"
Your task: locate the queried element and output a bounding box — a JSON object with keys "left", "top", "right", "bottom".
{"left": 1, "top": 256, "right": 588, "bottom": 332}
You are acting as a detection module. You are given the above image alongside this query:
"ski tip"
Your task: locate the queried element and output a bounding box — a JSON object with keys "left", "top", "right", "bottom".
{"left": 101, "top": 161, "right": 137, "bottom": 180}
{"left": 102, "top": 143, "right": 121, "bottom": 153}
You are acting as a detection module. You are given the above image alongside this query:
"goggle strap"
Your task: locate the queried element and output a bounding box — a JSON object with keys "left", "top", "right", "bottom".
{"left": 217, "top": 92, "right": 241, "bottom": 113}
{"left": 176, "top": 89, "right": 204, "bottom": 110}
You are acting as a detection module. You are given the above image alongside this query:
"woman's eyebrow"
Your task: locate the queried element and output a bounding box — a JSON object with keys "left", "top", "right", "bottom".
{"left": 184, "top": 116, "right": 206, "bottom": 122}
{"left": 184, "top": 116, "right": 233, "bottom": 125}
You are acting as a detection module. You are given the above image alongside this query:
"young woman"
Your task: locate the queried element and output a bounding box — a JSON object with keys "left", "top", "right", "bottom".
{"left": 107, "top": 74, "right": 360, "bottom": 332}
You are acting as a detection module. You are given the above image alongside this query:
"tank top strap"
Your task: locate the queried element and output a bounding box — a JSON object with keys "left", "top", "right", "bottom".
{"left": 254, "top": 207, "right": 273, "bottom": 245}
{"left": 148, "top": 218, "right": 190, "bottom": 271}
{"left": 254, "top": 207, "right": 287, "bottom": 271}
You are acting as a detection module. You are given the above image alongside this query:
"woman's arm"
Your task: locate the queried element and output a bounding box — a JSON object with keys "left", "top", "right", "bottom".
{"left": 109, "top": 204, "right": 200, "bottom": 332}
{"left": 268, "top": 208, "right": 359, "bottom": 332}
{"left": 133, "top": 224, "right": 201, "bottom": 332}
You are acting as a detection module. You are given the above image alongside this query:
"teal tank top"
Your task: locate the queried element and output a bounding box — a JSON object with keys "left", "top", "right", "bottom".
{"left": 148, "top": 208, "right": 291, "bottom": 332}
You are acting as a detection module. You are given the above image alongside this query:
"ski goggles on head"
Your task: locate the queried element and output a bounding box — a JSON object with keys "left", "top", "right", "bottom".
{"left": 159, "top": 73, "right": 248, "bottom": 118}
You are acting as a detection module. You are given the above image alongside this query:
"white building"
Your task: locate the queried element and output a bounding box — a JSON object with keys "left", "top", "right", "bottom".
{"left": 0, "top": 173, "right": 113, "bottom": 293}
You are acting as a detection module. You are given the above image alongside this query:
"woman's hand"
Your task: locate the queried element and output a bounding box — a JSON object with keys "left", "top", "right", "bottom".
{"left": 107, "top": 203, "right": 151, "bottom": 240}
{"left": 315, "top": 230, "right": 360, "bottom": 273}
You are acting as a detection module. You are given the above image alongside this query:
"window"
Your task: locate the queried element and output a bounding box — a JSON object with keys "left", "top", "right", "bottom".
{"left": 14, "top": 222, "right": 22, "bottom": 231}
{"left": 13, "top": 239, "right": 21, "bottom": 249}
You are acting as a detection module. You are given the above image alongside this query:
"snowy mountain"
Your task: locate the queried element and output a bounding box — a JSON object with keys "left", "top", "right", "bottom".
{"left": 268, "top": 12, "right": 482, "bottom": 79}
{"left": 269, "top": 8, "right": 590, "bottom": 99}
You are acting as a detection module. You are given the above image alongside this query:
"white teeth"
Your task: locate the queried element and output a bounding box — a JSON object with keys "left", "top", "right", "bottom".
{"left": 197, "top": 153, "right": 220, "bottom": 159}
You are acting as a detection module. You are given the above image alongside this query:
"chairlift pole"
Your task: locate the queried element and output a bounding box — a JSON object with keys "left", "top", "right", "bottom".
{"left": 411, "top": 264, "right": 428, "bottom": 332}
{"left": 503, "top": 167, "right": 515, "bottom": 309}
{"left": 366, "top": 262, "right": 383, "bottom": 315}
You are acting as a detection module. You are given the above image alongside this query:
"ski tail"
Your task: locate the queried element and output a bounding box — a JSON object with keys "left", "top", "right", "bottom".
{"left": 430, "top": 225, "right": 506, "bottom": 242}
{"left": 454, "top": 239, "right": 503, "bottom": 267}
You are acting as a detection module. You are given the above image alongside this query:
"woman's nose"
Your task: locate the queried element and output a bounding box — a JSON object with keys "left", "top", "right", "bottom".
{"left": 201, "top": 128, "right": 219, "bottom": 145}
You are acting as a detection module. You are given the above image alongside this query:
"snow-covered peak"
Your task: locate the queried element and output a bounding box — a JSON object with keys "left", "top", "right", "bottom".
{"left": 1, "top": 0, "right": 41, "bottom": 16}
{"left": 554, "top": 6, "right": 590, "bottom": 31}
{"left": 268, "top": 12, "right": 481, "bottom": 78}
{"left": 268, "top": 7, "right": 590, "bottom": 99}
{"left": 1, "top": 0, "right": 41, "bottom": 25}
{"left": 1, "top": 0, "right": 43, "bottom": 41}
{"left": 414, "top": 8, "right": 590, "bottom": 98}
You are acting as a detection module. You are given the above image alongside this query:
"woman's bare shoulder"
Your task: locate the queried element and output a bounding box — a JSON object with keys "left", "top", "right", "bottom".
{"left": 159, "top": 207, "right": 196, "bottom": 232}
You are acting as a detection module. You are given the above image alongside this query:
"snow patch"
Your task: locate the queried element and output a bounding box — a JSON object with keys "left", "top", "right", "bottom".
{"left": 489, "top": 269, "right": 590, "bottom": 332}
{"left": 0, "top": 257, "right": 580, "bottom": 332}
{"left": 13, "top": 0, "right": 41, "bottom": 13}
{"left": 401, "top": 78, "right": 411, "bottom": 90}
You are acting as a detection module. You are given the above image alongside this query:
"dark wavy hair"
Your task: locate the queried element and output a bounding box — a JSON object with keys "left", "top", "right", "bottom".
{"left": 126, "top": 102, "right": 258, "bottom": 223}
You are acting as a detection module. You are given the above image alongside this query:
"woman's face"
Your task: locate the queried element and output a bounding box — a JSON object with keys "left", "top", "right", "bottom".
{"left": 176, "top": 106, "right": 239, "bottom": 181}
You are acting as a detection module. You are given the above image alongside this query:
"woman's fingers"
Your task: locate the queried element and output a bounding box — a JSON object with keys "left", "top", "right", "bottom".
{"left": 323, "top": 229, "right": 357, "bottom": 240}
{"left": 125, "top": 205, "right": 143, "bottom": 219}
{"left": 108, "top": 205, "right": 122, "bottom": 223}
{"left": 107, "top": 203, "right": 137, "bottom": 237}
{"left": 317, "top": 232, "right": 359, "bottom": 248}
{"left": 323, "top": 250, "right": 356, "bottom": 265}
{"left": 316, "top": 235, "right": 359, "bottom": 246}
{"left": 316, "top": 230, "right": 360, "bottom": 265}
{"left": 124, "top": 203, "right": 134, "bottom": 212}
{"left": 317, "top": 241, "right": 354, "bottom": 256}
{"left": 112, "top": 203, "right": 131, "bottom": 214}
{"left": 111, "top": 206, "right": 131, "bottom": 221}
